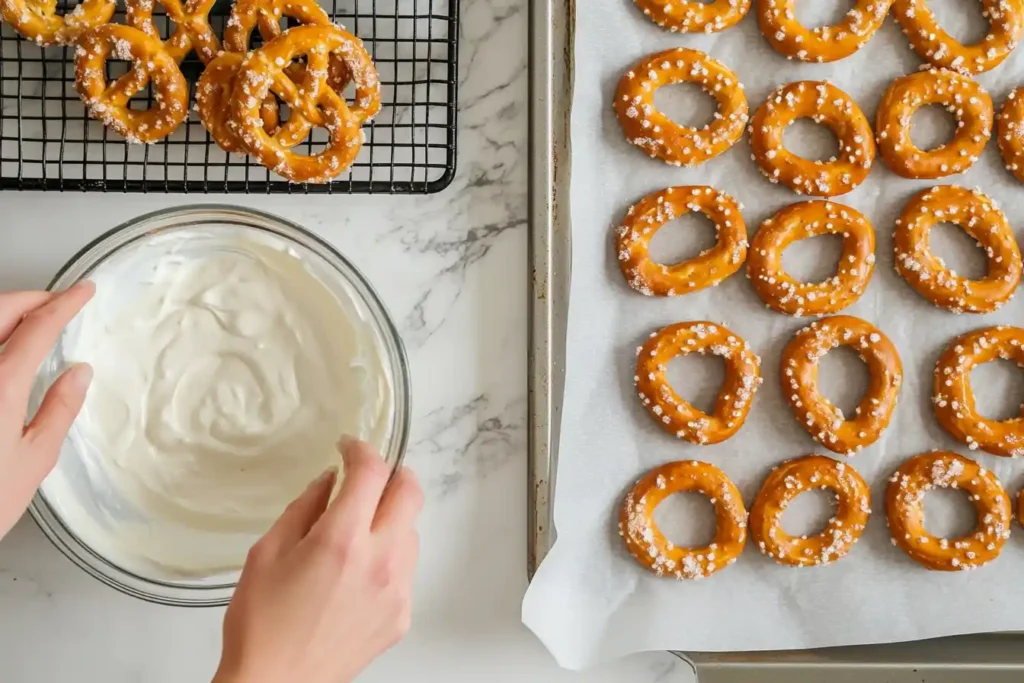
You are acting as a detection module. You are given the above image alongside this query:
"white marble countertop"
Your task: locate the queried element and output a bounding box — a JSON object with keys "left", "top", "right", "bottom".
{"left": 0, "top": 1, "right": 693, "bottom": 680}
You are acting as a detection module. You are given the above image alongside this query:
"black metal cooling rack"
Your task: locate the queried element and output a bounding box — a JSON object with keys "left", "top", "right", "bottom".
{"left": 0, "top": 0, "right": 458, "bottom": 193}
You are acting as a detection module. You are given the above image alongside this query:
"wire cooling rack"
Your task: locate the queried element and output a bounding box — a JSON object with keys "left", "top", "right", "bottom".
{"left": 0, "top": 0, "right": 457, "bottom": 193}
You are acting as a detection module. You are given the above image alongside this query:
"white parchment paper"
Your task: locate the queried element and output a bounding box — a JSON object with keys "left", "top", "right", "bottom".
{"left": 522, "top": 0, "right": 1024, "bottom": 670}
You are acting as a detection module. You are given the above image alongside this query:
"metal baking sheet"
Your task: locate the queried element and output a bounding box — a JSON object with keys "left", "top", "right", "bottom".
{"left": 526, "top": 0, "right": 1024, "bottom": 678}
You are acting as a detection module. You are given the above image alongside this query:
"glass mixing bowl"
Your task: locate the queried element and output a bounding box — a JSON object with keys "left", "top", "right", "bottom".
{"left": 27, "top": 205, "right": 410, "bottom": 606}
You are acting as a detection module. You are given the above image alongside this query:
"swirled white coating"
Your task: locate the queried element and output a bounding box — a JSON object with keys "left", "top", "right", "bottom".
{"left": 40, "top": 228, "right": 395, "bottom": 578}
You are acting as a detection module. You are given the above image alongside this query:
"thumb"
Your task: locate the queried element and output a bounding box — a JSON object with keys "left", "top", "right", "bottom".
{"left": 258, "top": 468, "right": 338, "bottom": 555}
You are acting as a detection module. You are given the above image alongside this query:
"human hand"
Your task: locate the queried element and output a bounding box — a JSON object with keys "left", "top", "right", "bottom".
{"left": 0, "top": 283, "right": 95, "bottom": 541}
{"left": 215, "top": 438, "right": 424, "bottom": 683}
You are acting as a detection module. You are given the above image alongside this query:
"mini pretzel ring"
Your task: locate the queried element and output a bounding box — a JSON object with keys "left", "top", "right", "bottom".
{"left": 196, "top": 52, "right": 281, "bottom": 155}
{"left": 887, "top": 451, "right": 1012, "bottom": 571}
{"left": 750, "top": 81, "right": 875, "bottom": 197}
{"left": 635, "top": 321, "right": 762, "bottom": 445}
{"left": 748, "top": 200, "right": 876, "bottom": 316}
{"left": 758, "top": 0, "right": 893, "bottom": 63}
{"left": 782, "top": 316, "right": 903, "bottom": 456}
{"left": 894, "top": 186, "right": 1022, "bottom": 314}
{"left": 893, "top": 0, "right": 1024, "bottom": 75}
{"left": 232, "top": 25, "right": 380, "bottom": 183}
{"left": 632, "top": 0, "right": 751, "bottom": 34}
{"left": 125, "top": 0, "right": 220, "bottom": 64}
{"left": 615, "top": 186, "right": 748, "bottom": 297}
{"left": 620, "top": 460, "right": 747, "bottom": 580}
{"left": 934, "top": 326, "right": 1024, "bottom": 458}
{"left": 876, "top": 69, "right": 993, "bottom": 179}
{"left": 750, "top": 455, "right": 871, "bottom": 567}
{"left": 0, "top": 0, "right": 114, "bottom": 46}
{"left": 75, "top": 24, "right": 188, "bottom": 144}
{"left": 997, "top": 88, "right": 1024, "bottom": 183}
{"left": 614, "top": 48, "right": 748, "bottom": 167}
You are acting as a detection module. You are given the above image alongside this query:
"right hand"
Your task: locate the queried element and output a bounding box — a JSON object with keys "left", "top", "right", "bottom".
{"left": 214, "top": 438, "right": 424, "bottom": 683}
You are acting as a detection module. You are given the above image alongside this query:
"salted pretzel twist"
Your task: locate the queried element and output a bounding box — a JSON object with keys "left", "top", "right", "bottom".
{"left": 615, "top": 186, "right": 748, "bottom": 297}
{"left": 0, "top": 0, "right": 114, "bottom": 46}
{"left": 621, "top": 460, "right": 747, "bottom": 580}
{"left": 125, "top": 0, "right": 220, "bottom": 64}
{"left": 934, "top": 326, "right": 1024, "bottom": 458}
{"left": 74, "top": 24, "right": 188, "bottom": 144}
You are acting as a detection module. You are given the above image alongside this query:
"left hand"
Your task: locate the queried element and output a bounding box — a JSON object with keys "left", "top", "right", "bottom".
{"left": 0, "top": 282, "right": 95, "bottom": 540}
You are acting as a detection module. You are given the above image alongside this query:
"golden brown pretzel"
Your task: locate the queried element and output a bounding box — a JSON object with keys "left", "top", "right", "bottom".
{"left": 0, "top": 0, "right": 113, "bottom": 46}
{"left": 892, "top": 0, "right": 1024, "bottom": 75}
{"left": 747, "top": 201, "right": 875, "bottom": 316}
{"left": 196, "top": 52, "right": 281, "bottom": 154}
{"left": 894, "top": 186, "right": 1022, "bottom": 314}
{"left": 997, "top": 88, "right": 1024, "bottom": 183}
{"left": 749, "top": 455, "right": 871, "bottom": 567}
{"left": 757, "top": 0, "right": 893, "bottom": 63}
{"left": 620, "top": 460, "right": 747, "bottom": 579}
{"left": 75, "top": 24, "right": 188, "bottom": 144}
{"left": 632, "top": 0, "right": 751, "bottom": 33}
{"left": 231, "top": 25, "right": 381, "bottom": 183}
{"left": 782, "top": 316, "right": 903, "bottom": 456}
{"left": 750, "top": 81, "right": 875, "bottom": 197}
{"left": 616, "top": 186, "right": 748, "bottom": 297}
{"left": 614, "top": 48, "right": 748, "bottom": 167}
{"left": 887, "top": 451, "right": 1012, "bottom": 571}
{"left": 876, "top": 69, "right": 993, "bottom": 180}
{"left": 125, "top": 0, "right": 220, "bottom": 64}
{"left": 934, "top": 326, "right": 1024, "bottom": 458}
{"left": 635, "top": 321, "right": 762, "bottom": 445}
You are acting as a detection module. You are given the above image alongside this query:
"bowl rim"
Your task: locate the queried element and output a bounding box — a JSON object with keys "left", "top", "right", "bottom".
{"left": 28, "top": 204, "right": 412, "bottom": 607}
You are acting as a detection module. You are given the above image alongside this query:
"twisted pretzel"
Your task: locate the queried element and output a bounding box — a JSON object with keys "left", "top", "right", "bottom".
{"left": 620, "top": 460, "right": 747, "bottom": 580}
{"left": 197, "top": 52, "right": 281, "bottom": 154}
{"left": 0, "top": 0, "right": 114, "bottom": 46}
{"left": 75, "top": 24, "right": 188, "bottom": 144}
{"left": 231, "top": 25, "right": 381, "bottom": 183}
{"left": 125, "top": 0, "right": 220, "bottom": 64}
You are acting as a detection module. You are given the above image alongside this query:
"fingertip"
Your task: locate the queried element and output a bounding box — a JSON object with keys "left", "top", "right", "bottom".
{"left": 68, "top": 362, "right": 93, "bottom": 393}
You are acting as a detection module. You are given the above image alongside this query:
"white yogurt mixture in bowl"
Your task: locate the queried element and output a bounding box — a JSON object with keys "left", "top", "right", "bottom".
{"left": 28, "top": 206, "right": 409, "bottom": 605}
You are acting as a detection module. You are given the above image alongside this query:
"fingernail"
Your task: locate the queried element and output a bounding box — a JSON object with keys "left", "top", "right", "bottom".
{"left": 337, "top": 434, "right": 357, "bottom": 453}
{"left": 69, "top": 363, "right": 93, "bottom": 391}
{"left": 68, "top": 279, "right": 95, "bottom": 294}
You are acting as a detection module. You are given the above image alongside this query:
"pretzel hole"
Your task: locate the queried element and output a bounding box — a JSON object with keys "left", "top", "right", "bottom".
{"left": 909, "top": 104, "right": 958, "bottom": 152}
{"left": 783, "top": 118, "right": 840, "bottom": 162}
{"left": 926, "top": 0, "right": 988, "bottom": 45}
{"left": 780, "top": 487, "right": 837, "bottom": 537}
{"left": 794, "top": 0, "right": 858, "bottom": 29}
{"left": 929, "top": 222, "right": 988, "bottom": 280}
{"left": 653, "top": 492, "right": 717, "bottom": 548}
{"left": 666, "top": 352, "right": 726, "bottom": 415}
{"left": 654, "top": 83, "right": 718, "bottom": 130}
{"left": 817, "top": 346, "right": 869, "bottom": 418}
{"left": 782, "top": 233, "right": 845, "bottom": 284}
{"left": 922, "top": 487, "right": 977, "bottom": 539}
{"left": 647, "top": 212, "right": 718, "bottom": 266}
{"left": 971, "top": 358, "right": 1024, "bottom": 421}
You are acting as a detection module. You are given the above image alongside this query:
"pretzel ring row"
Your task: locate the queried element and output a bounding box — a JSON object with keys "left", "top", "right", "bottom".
{"left": 632, "top": 0, "right": 751, "bottom": 34}
{"left": 758, "top": 0, "right": 893, "bottom": 63}
{"left": 887, "top": 451, "right": 1012, "bottom": 571}
{"left": 750, "top": 81, "right": 875, "bottom": 197}
{"left": 997, "top": 89, "right": 1024, "bottom": 183}
{"left": 934, "top": 326, "right": 1024, "bottom": 458}
{"left": 75, "top": 24, "right": 189, "bottom": 144}
{"left": 782, "top": 316, "right": 903, "bottom": 456}
{"left": 748, "top": 200, "right": 876, "bottom": 316}
{"left": 616, "top": 186, "right": 748, "bottom": 297}
{"left": 750, "top": 455, "right": 871, "bottom": 567}
{"left": 126, "top": 0, "right": 220, "bottom": 64}
{"left": 892, "top": 0, "right": 1024, "bottom": 75}
{"left": 876, "top": 69, "right": 993, "bottom": 180}
{"left": 0, "top": 0, "right": 113, "bottom": 46}
{"left": 615, "top": 48, "right": 748, "bottom": 168}
{"left": 635, "top": 322, "right": 762, "bottom": 445}
{"left": 894, "top": 186, "right": 1022, "bottom": 314}
{"left": 620, "top": 460, "right": 747, "bottom": 580}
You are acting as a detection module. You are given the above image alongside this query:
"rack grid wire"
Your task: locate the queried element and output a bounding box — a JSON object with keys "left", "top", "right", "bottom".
{"left": 0, "top": 0, "right": 458, "bottom": 193}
